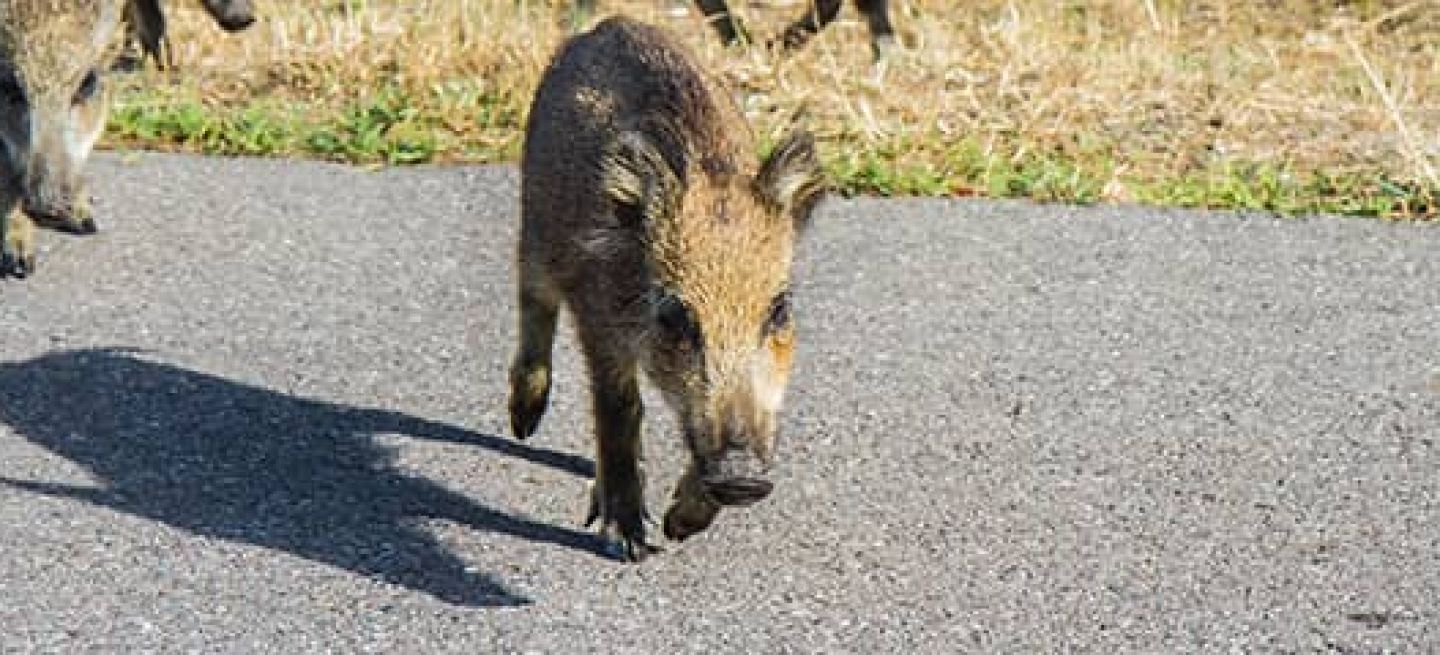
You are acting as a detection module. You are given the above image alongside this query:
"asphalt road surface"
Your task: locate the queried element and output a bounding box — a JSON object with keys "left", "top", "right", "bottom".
{"left": 1, "top": 153, "right": 1436, "bottom": 652}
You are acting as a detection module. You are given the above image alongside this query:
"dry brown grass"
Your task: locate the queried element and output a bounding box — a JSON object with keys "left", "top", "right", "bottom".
{"left": 107, "top": 0, "right": 1440, "bottom": 215}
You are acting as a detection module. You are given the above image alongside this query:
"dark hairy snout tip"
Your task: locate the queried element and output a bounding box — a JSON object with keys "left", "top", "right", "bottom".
{"left": 0, "top": 252, "right": 32, "bottom": 279}
{"left": 27, "top": 207, "right": 96, "bottom": 235}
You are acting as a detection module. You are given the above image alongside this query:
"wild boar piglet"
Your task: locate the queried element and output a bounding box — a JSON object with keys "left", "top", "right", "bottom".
{"left": 511, "top": 16, "right": 827, "bottom": 561}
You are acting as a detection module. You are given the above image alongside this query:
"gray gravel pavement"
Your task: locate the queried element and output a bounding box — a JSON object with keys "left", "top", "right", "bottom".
{"left": 1, "top": 153, "right": 1436, "bottom": 652}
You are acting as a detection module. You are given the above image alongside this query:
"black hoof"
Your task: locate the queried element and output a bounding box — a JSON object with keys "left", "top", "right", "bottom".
{"left": 508, "top": 398, "right": 545, "bottom": 440}
{"left": 607, "top": 535, "right": 660, "bottom": 563}
{"left": 0, "top": 252, "right": 34, "bottom": 279}
{"left": 507, "top": 367, "right": 550, "bottom": 440}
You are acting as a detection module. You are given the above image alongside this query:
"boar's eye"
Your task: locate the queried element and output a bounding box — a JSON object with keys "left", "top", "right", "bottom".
{"left": 764, "top": 292, "right": 791, "bottom": 335}
{"left": 72, "top": 69, "right": 99, "bottom": 105}
{"left": 655, "top": 294, "right": 702, "bottom": 349}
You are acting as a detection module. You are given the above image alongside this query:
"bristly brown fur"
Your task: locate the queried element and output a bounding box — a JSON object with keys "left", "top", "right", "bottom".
{"left": 510, "top": 16, "right": 826, "bottom": 561}
{"left": 1, "top": 1, "right": 118, "bottom": 87}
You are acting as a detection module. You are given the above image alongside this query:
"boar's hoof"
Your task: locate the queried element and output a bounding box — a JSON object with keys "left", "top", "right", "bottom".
{"left": 594, "top": 521, "right": 660, "bottom": 563}
{"left": 611, "top": 530, "right": 660, "bottom": 563}
{"left": 1, "top": 232, "right": 36, "bottom": 279}
{"left": 508, "top": 391, "right": 547, "bottom": 440}
{"left": 508, "top": 364, "right": 551, "bottom": 440}
{"left": 0, "top": 250, "right": 34, "bottom": 279}
{"left": 585, "top": 490, "right": 660, "bottom": 563}
{"left": 702, "top": 476, "right": 774, "bottom": 507}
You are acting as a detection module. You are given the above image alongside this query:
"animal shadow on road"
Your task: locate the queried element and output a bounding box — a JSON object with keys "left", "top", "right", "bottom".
{"left": 0, "top": 348, "right": 602, "bottom": 607}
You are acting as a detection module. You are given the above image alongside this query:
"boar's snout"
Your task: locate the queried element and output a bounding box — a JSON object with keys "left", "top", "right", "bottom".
{"left": 699, "top": 446, "right": 773, "bottom": 506}
{"left": 24, "top": 197, "right": 79, "bottom": 231}
{"left": 24, "top": 172, "right": 94, "bottom": 234}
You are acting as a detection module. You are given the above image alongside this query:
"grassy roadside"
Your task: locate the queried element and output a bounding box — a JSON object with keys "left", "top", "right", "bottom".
{"left": 103, "top": 0, "right": 1440, "bottom": 218}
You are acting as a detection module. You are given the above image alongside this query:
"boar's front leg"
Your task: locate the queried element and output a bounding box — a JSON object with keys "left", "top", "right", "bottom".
{"left": 1, "top": 205, "right": 36, "bottom": 279}
{"left": 579, "top": 329, "right": 658, "bottom": 562}
{"left": 508, "top": 274, "right": 559, "bottom": 440}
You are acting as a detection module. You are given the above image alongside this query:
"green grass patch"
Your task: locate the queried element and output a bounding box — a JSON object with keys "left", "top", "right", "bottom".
{"left": 107, "top": 83, "right": 527, "bottom": 166}
{"left": 105, "top": 86, "right": 1438, "bottom": 220}
{"left": 1137, "top": 165, "right": 1438, "bottom": 218}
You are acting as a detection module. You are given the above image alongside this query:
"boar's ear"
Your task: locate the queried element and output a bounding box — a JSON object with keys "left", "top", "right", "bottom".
{"left": 756, "top": 130, "right": 827, "bottom": 233}
{"left": 601, "top": 130, "right": 681, "bottom": 225}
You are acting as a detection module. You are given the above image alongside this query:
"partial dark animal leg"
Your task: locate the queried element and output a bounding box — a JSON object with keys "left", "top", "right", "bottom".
{"left": 578, "top": 328, "right": 657, "bottom": 562}
{"left": 508, "top": 270, "right": 560, "bottom": 440}
{"left": 126, "top": 0, "right": 173, "bottom": 70}
{"left": 777, "top": 0, "right": 843, "bottom": 53}
{"left": 695, "top": 0, "right": 749, "bottom": 46}
{"left": 855, "top": 0, "right": 898, "bottom": 62}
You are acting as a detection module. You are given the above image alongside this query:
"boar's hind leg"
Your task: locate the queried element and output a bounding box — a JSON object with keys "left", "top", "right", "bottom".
{"left": 508, "top": 275, "right": 560, "bottom": 440}
{"left": 1, "top": 207, "right": 36, "bottom": 279}
{"left": 579, "top": 334, "right": 659, "bottom": 562}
